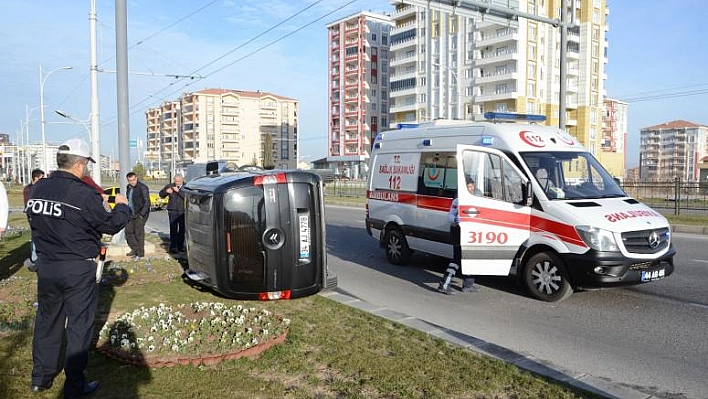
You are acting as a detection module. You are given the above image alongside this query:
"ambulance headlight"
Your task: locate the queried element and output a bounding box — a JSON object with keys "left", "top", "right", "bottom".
{"left": 576, "top": 226, "right": 619, "bottom": 252}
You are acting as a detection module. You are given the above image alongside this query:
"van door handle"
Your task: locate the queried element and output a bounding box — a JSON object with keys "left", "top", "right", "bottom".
{"left": 463, "top": 208, "right": 479, "bottom": 215}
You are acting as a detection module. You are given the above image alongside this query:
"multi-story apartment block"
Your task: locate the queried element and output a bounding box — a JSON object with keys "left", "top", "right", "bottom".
{"left": 146, "top": 89, "right": 299, "bottom": 172}
{"left": 639, "top": 120, "right": 708, "bottom": 181}
{"left": 600, "top": 97, "right": 627, "bottom": 178}
{"left": 326, "top": 11, "right": 393, "bottom": 179}
{"left": 387, "top": 0, "right": 608, "bottom": 158}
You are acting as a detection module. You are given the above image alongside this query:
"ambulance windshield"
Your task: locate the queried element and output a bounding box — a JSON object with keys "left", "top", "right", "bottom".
{"left": 520, "top": 151, "right": 626, "bottom": 200}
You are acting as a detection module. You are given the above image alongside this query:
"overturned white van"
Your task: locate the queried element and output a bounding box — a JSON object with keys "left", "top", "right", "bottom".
{"left": 365, "top": 113, "right": 675, "bottom": 301}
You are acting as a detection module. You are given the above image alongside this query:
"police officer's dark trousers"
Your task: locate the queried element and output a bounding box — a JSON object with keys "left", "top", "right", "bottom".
{"left": 32, "top": 259, "right": 98, "bottom": 397}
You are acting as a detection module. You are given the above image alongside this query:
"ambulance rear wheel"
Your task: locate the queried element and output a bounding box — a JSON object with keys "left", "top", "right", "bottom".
{"left": 523, "top": 252, "right": 573, "bottom": 302}
{"left": 384, "top": 229, "right": 411, "bottom": 265}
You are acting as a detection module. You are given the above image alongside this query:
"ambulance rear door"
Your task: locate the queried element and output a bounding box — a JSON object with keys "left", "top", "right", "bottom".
{"left": 456, "top": 144, "right": 531, "bottom": 276}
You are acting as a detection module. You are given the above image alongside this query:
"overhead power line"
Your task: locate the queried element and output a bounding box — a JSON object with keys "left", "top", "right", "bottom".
{"left": 119, "top": 0, "right": 358, "bottom": 121}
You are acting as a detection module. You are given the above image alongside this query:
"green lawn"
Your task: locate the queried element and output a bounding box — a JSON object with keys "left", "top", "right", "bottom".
{"left": 0, "top": 214, "right": 598, "bottom": 399}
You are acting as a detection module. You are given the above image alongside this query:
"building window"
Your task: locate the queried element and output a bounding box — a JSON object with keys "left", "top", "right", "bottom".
{"left": 372, "top": 33, "right": 377, "bottom": 42}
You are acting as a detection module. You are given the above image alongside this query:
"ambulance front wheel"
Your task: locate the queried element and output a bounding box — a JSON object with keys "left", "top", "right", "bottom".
{"left": 384, "top": 229, "right": 412, "bottom": 265}
{"left": 523, "top": 252, "right": 573, "bottom": 302}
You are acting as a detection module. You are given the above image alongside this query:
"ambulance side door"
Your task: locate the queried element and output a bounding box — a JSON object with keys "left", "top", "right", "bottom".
{"left": 456, "top": 145, "right": 531, "bottom": 276}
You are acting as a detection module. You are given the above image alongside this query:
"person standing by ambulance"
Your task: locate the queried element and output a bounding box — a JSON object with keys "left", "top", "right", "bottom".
{"left": 437, "top": 178, "right": 480, "bottom": 294}
{"left": 124, "top": 172, "right": 150, "bottom": 259}
{"left": 27, "top": 138, "right": 130, "bottom": 398}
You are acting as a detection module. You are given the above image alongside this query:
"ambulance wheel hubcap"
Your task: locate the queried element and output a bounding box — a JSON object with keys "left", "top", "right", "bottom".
{"left": 532, "top": 261, "right": 561, "bottom": 294}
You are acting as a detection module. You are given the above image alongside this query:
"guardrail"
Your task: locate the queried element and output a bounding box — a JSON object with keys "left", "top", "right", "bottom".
{"left": 621, "top": 181, "right": 708, "bottom": 215}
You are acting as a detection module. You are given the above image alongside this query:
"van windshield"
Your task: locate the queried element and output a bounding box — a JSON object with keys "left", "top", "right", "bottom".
{"left": 520, "top": 151, "right": 626, "bottom": 200}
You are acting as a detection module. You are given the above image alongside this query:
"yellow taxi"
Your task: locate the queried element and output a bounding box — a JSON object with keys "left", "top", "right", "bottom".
{"left": 102, "top": 186, "right": 167, "bottom": 210}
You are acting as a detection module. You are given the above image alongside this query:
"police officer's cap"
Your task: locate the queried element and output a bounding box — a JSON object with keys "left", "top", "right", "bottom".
{"left": 57, "top": 138, "right": 95, "bottom": 163}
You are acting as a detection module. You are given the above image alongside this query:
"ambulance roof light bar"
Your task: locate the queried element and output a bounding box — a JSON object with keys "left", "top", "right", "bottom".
{"left": 483, "top": 112, "right": 546, "bottom": 123}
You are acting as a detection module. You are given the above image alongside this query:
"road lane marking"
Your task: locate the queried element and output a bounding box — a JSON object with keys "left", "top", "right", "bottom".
{"left": 692, "top": 260, "right": 708, "bottom": 264}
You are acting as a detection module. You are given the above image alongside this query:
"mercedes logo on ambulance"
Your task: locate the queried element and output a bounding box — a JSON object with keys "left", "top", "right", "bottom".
{"left": 647, "top": 231, "right": 661, "bottom": 249}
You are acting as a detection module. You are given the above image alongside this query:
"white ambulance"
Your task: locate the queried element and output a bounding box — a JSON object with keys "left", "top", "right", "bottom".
{"left": 365, "top": 113, "right": 675, "bottom": 301}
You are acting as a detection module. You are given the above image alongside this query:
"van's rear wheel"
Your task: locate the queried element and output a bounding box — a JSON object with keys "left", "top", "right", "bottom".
{"left": 523, "top": 252, "right": 573, "bottom": 302}
{"left": 384, "top": 229, "right": 411, "bottom": 265}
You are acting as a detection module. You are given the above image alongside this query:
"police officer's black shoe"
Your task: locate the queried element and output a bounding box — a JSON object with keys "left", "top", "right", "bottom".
{"left": 30, "top": 380, "right": 52, "bottom": 392}
{"left": 66, "top": 380, "right": 100, "bottom": 398}
{"left": 126, "top": 251, "right": 136, "bottom": 257}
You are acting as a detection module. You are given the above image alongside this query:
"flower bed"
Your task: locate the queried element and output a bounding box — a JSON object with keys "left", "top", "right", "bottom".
{"left": 97, "top": 302, "right": 289, "bottom": 368}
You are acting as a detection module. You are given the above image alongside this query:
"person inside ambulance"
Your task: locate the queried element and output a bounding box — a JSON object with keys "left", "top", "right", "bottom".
{"left": 534, "top": 167, "right": 564, "bottom": 199}
{"left": 466, "top": 177, "right": 483, "bottom": 196}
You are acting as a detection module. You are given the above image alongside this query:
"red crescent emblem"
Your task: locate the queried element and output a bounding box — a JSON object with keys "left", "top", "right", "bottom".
{"left": 427, "top": 168, "right": 441, "bottom": 181}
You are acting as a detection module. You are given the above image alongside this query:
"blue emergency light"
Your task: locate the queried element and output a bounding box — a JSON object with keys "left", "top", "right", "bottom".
{"left": 483, "top": 112, "right": 546, "bottom": 122}
{"left": 481, "top": 136, "right": 494, "bottom": 146}
{"left": 397, "top": 123, "right": 419, "bottom": 129}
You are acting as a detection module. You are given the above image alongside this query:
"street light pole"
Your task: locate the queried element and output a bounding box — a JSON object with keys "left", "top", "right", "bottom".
{"left": 40, "top": 65, "right": 73, "bottom": 171}
{"left": 89, "top": 0, "right": 101, "bottom": 186}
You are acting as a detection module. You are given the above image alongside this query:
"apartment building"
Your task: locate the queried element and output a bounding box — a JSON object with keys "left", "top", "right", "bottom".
{"left": 145, "top": 89, "right": 299, "bottom": 172}
{"left": 326, "top": 11, "right": 393, "bottom": 179}
{"left": 639, "top": 120, "right": 708, "bottom": 182}
{"left": 387, "top": 0, "right": 608, "bottom": 158}
{"left": 600, "top": 97, "right": 627, "bottom": 178}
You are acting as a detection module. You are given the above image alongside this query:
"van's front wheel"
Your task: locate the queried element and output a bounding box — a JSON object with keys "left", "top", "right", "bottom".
{"left": 383, "top": 229, "right": 411, "bottom": 265}
{"left": 523, "top": 252, "right": 573, "bottom": 302}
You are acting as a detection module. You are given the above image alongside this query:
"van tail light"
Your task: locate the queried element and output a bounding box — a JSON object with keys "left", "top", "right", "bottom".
{"left": 258, "top": 290, "right": 291, "bottom": 301}
{"left": 253, "top": 173, "right": 287, "bottom": 186}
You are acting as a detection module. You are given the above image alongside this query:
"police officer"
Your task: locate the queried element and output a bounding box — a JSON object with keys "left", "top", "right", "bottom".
{"left": 28, "top": 138, "right": 130, "bottom": 398}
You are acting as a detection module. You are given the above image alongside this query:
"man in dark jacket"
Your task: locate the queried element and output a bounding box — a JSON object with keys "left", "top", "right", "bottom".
{"left": 125, "top": 172, "right": 150, "bottom": 259}
{"left": 159, "top": 174, "right": 186, "bottom": 253}
{"left": 28, "top": 138, "right": 130, "bottom": 398}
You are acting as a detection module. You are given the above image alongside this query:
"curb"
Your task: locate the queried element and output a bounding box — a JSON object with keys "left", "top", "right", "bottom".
{"left": 320, "top": 289, "right": 656, "bottom": 399}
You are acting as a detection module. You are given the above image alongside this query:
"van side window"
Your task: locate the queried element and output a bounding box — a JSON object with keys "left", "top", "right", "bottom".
{"left": 461, "top": 150, "right": 525, "bottom": 205}
{"left": 418, "top": 151, "right": 457, "bottom": 198}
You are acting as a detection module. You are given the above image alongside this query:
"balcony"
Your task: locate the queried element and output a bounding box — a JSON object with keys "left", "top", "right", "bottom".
{"left": 389, "top": 53, "right": 416, "bottom": 67}
{"left": 393, "top": 4, "right": 416, "bottom": 18}
{"left": 389, "top": 86, "right": 418, "bottom": 97}
{"left": 390, "top": 70, "right": 417, "bottom": 81}
{"left": 390, "top": 36, "right": 417, "bottom": 52}
{"left": 474, "top": 89, "right": 518, "bottom": 102}
{"left": 390, "top": 102, "right": 418, "bottom": 113}
{"left": 476, "top": 31, "right": 519, "bottom": 49}
{"left": 476, "top": 71, "right": 519, "bottom": 85}
{"left": 391, "top": 20, "right": 416, "bottom": 35}
{"left": 475, "top": 50, "right": 519, "bottom": 66}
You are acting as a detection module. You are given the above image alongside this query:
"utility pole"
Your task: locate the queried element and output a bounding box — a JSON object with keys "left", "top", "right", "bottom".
{"left": 89, "top": 0, "right": 101, "bottom": 186}
{"left": 115, "top": 0, "right": 130, "bottom": 188}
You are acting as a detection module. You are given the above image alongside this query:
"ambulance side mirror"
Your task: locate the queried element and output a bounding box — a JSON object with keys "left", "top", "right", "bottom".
{"left": 522, "top": 181, "right": 533, "bottom": 207}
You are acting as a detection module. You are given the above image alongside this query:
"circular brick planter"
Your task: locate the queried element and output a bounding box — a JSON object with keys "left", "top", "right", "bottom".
{"left": 96, "top": 329, "right": 288, "bottom": 368}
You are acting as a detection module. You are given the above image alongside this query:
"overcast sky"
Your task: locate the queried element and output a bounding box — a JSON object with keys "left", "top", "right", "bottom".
{"left": 1, "top": 0, "right": 706, "bottom": 169}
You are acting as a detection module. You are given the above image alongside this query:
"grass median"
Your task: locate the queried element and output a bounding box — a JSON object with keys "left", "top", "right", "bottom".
{"left": 0, "top": 212, "right": 598, "bottom": 399}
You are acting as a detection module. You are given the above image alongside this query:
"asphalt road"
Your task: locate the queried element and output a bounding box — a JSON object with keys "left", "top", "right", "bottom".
{"left": 146, "top": 206, "right": 708, "bottom": 399}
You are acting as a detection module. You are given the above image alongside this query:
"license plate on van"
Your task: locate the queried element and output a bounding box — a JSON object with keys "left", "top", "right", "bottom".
{"left": 641, "top": 269, "right": 665, "bottom": 282}
{"left": 299, "top": 214, "right": 310, "bottom": 259}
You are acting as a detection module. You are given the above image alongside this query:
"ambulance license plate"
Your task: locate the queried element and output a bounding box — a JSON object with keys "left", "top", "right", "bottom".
{"left": 299, "top": 214, "right": 310, "bottom": 259}
{"left": 641, "top": 269, "right": 665, "bottom": 282}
